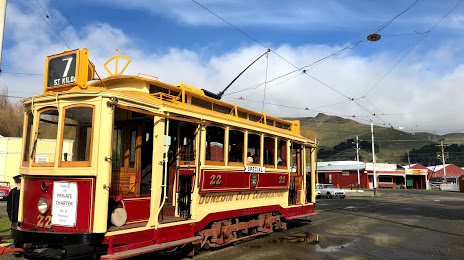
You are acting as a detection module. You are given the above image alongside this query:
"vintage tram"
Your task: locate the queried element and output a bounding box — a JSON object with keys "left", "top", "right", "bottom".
{"left": 3, "top": 49, "right": 317, "bottom": 259}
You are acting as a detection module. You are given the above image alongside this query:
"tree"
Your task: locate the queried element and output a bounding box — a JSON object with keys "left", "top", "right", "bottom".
{"left": 0, "top": 86, "right": 24, "bottom": 137}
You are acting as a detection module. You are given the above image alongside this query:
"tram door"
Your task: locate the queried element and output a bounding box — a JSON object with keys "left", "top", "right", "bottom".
{"left": 111, "top": 108, "right": 154, "bottom": 197}
{"left": 111, "top": 122, "right": 142, "bottom": 197}
{"left": 289, "top": 142, "right": 303, "bottom": 205}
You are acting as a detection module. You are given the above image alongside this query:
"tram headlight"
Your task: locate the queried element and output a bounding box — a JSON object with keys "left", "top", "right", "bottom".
{"left": 37, "top": 196, "right": 49, "bottom": 214}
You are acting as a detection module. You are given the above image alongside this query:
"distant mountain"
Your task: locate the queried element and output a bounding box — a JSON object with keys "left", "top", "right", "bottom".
{"left": 415, "top": 132, "right": 464, "bottom": 145}
{"left": 286, "top": 113, "right": 440, "bottom": 164}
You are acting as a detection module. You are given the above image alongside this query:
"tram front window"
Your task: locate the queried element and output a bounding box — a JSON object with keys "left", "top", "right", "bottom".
{"left": 61, "top": 106, "right": 94, "bottom": 164}
{"left": 33, "top": 108, "right": 59, "bottom": 165}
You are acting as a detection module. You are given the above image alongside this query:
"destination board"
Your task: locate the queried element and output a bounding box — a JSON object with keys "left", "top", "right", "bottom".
{"left": 47, "top": 52, "right": 77, "bottom": 88}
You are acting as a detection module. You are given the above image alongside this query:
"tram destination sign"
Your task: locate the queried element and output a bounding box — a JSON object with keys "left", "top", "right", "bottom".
{"left": 47, "top": 51, "right": 77, "bottom": 88}
{"left": 51, "top": 181, "right": 78, "bottom": 227}
{"left": 44, "top": 49, "right": 93, "bottom": 91}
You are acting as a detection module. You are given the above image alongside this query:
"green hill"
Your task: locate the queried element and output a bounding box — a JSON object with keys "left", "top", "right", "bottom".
{"left": 287, "top": 113, "right": 435, "bottom": 164}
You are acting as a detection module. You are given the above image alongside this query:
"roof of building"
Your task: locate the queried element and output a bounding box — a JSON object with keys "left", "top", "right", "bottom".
{"left": 312, "top": 161, "right": 366, "bottom": 172}
{"left": 427, "top": 164, "right": 450, "bottom": 172}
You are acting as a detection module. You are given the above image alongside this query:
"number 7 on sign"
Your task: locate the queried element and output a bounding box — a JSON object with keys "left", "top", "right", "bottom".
{"left": 62, "top": 56, "right": 73, "bottom": 78}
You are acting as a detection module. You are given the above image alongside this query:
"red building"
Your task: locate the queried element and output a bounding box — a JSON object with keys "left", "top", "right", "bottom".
{"left": 427, "top": 164, "right": 464, "bottom": 178}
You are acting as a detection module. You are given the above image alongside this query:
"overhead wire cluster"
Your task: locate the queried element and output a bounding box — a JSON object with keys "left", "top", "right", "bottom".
{"left": 191, "top": 0, "right": 462, "bottom": 130}
{"left": 191, "top": 0, "right": 426, "bottom": 128}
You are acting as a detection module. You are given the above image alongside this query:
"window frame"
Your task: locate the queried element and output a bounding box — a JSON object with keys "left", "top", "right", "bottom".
{"left": 227, "top": 128, "right": 245, "bottom": 167}
{"left": 59, "top": 104, "right": 95, "bottom": 167}
{"left": 31, "top": 107, "right": 60, "bottom": 167}
{"left": 246, "top": 132, "right": 262, "bottom": 166}
{"left": 205, "top": 125, "right": 226, "bottom": 166}
{"left": 277, "top": 139, "right": 288, "bottom": 169}
{"left": 21, "top": 111, "right": 34, "bottom": 167}
{"left": 263, "top": 136, "right": 276, "bottom": 168}
{"left": 178, "top": 123, "right": 198, "bottom": 166}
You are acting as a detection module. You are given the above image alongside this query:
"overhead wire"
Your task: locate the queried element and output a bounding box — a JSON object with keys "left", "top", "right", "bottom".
{"left": 362, "top": 0, "right": 464, "bottom": 98}
{"left": 53, "top": 0, "right": 103, "bottom": 68}
{"left": 28, "top": 0, "right": 71, "bottom": 49}
{"left": 191, "top": 0, "right": 427, "bottom": 129}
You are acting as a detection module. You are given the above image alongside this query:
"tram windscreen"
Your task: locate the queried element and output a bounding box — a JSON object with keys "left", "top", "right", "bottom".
{"left": 62, "top": 106, "right": 94, "bottom": 162}
{"left": 35, "top": 108, "right": 59, "bottom": 163}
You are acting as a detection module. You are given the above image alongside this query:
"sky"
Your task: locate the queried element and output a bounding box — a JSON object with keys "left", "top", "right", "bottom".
{"left": 2, "top": 0, "right": 464, "bottom": 135}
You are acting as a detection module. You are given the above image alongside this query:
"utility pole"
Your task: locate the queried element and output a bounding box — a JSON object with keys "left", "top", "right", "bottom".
{"left": 407, "top": 150, "right": 411, "bottom": 168}
{"left": 355, "top": 135, "right": 360, "bottom": 186}
{"left": 439, "top": 139, "right": 447, "bottom": 182}
{"left": 0, "top": 0, "right": 7, "bottom": 72}
{"left": 371, "top": 119, "right": 377, "bottom": 195}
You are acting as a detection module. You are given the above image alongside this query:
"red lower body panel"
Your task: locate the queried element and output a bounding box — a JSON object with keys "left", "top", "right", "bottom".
{"left": 104, "top": 204, "right": 315, "bottom": 246}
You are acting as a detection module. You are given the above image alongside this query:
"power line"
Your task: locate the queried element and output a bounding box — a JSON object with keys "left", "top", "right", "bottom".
{"left": 53, "top": 0, "right": 103, "bottom": 68}
{"left": 190, "top": 0, "right": 354, "bottom": 101}
{"left": 1, "top": 72, "right": 43, "bottom": 76}
{"left": 362, "top": 0, "right": 464, "bottom": 97}
{"left": 373, "top": 0, "right": 422, "bottom": 34}
{"left": 27, "top": 0, "right": 71, "bottom": 49}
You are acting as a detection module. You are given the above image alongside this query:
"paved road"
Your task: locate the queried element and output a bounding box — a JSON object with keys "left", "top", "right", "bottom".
{"left": 2, "top": 190, "right": 464, "bottom": 259}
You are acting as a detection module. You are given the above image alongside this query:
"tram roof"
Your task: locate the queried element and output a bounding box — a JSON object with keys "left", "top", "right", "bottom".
{"left": 24, "top": 73, "right": 314, "bottom": 145}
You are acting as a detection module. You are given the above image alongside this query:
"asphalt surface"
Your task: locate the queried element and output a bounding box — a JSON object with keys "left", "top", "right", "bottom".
{"left": 1, "top": 189, "right": 463, "bottom": 259}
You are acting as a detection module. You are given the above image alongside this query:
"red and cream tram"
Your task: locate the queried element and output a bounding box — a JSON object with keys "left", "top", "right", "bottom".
{"left": 3, "top": 49, "right": 317, "bottom": 259}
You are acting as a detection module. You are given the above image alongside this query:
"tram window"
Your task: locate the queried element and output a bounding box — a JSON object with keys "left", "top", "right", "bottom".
{"left": 150, "top": 85, "right": 169, "bottom": 94}
{"left": 277, "top": 139, "right": 287, "bottom": 168}
{"left": 129, "top": 126, "right": 137, "bottom": 168}
{"left": 205, "top": 126, "right": 225, "bottom": 163}
{"left": 228, "top": 130, "right": 244, "bottom": 164}
{"left": 249, "top": 114, "right": 260, "bottom": 122}
{"left": 192, "top": 97, "right": 212, "bottom": 110}
{"left": 305, "top": 146, "right": 312, "bottom": 169}
{"left": 22, "top": 112, "right": 34, "bottom": 164}
{"left": 179, "top": 124, "right": 196, "bottom": 162}
{"left": 61, "top": 106, "right": 94, "bottom": 164}
{"left": 170, "top": 90, "right": 180, "bottom": 97}
{"left": 290, "top": 142, "right": 302, "bottom": 174}
{"left": 263, "top": 137, "right": 275, "bottom": 166}
{"left": 266, "top": 120, "right": 274, "bottom": 126}
{"left": 276, "top": 122, "right": 283, "bottom": 129}
{"left": 247, "top": 133, "right": 261, "bottom": 165}
{"left": 213, "top": 104, "right": 231, "bottom": 114}
{"left": 237, "top": 110, "right": 247, "bottom": 119}
{"left": 34, "top": 108, "right": 59, "bottom": 164}
{"left": 112, "top": 126, "right": 124, "bottom": 168}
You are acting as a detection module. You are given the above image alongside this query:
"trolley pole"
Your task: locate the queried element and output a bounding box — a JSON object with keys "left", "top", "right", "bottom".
{"left": 356, "top": 135, "right": 360, "bottom": 186}
{"left": 371, "top": 119, "right": 377, "bottom": 195}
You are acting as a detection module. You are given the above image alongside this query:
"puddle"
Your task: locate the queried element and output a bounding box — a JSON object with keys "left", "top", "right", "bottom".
{"left": 344, "top": 205, "right": 369, "bottom": 211}
{"left": 272, "top": 233, "right": 355, "bottom": 252}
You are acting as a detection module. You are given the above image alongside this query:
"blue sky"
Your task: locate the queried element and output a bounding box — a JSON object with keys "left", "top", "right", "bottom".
{"left": 2, "top": 0, "right": 464, "bottom": 134}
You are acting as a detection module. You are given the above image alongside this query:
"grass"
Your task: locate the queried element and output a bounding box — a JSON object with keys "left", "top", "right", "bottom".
{"left": 0, "top": 212, "right": 13, "bottom": 243}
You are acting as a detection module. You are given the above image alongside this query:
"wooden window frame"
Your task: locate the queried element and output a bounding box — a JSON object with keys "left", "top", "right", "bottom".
{"left": 277, "top": 139, "right": 288, "bottom": 170}
{"left": 31, "top": 107, "right": 59, "bottom": 167}
{"left": 205, "top": 125, "right": 226, "bottom": 166}
{"left": 21, "top": 111, "right": 34, "bottom": 167}
{"left": 178, "top": 123, "right": 198, "bottom": 166}
{"left": 263, "top": 136, "right": 276, "bottom": 168}
{"left": 227, "top": 128, "right": 245, "bottom": 167}
{"left": 246, "top": 132, "right": 261, "bottom": 166}
{"left": 59, "top": 104, "right": 95, "bottom": 167}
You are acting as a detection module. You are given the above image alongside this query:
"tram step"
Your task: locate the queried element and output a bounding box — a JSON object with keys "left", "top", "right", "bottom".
{"left": 100, "top": 236, "right": 203, "bottom": 260}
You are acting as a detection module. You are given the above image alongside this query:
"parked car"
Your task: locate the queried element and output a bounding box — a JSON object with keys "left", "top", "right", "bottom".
{"left": 0, "top": 181, "right": 11, "bottom": 200}
{"left": 316, "top": 184, "right": 345, "bottom": 199}
{"left": 315, "top": 190, "right": 321, "bottom": 199}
